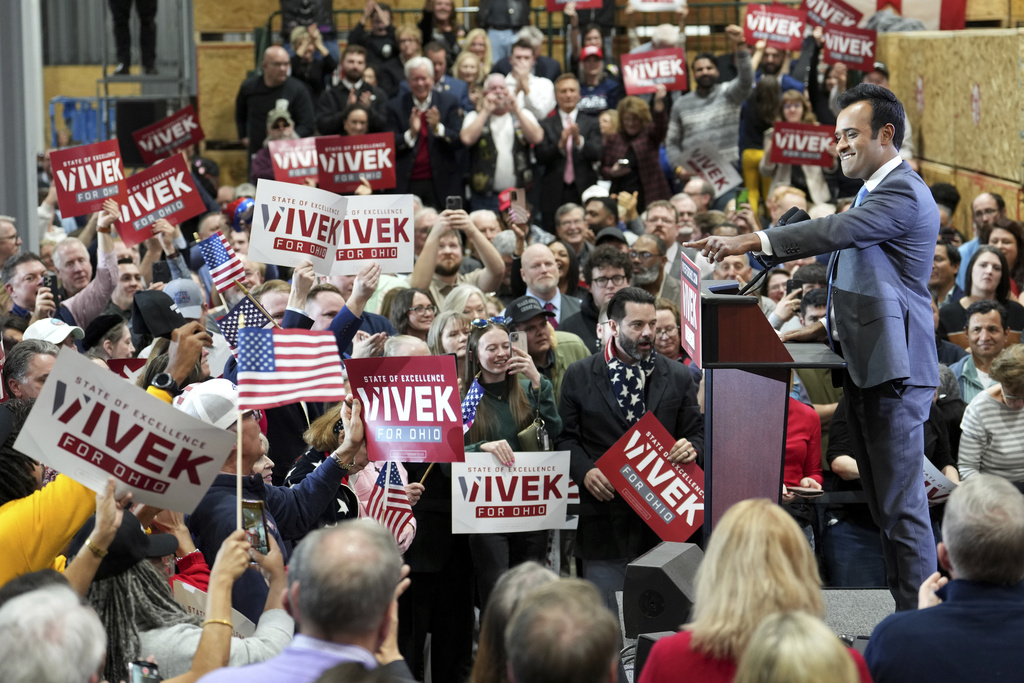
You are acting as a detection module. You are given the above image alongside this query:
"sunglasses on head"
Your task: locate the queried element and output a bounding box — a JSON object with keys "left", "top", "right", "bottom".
{"left": 471, "top": 316, "right": 507, "bottom": 328}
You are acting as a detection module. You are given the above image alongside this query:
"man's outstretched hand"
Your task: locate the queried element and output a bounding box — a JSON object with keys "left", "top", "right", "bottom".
{"left": 684, "top": 233, "right": 762, "bottom": 262}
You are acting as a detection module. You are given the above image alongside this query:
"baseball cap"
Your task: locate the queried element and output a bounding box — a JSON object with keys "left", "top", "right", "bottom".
{"left": 581, "top": 45, "right": 603, "bottom": 60}
{"left": 595, "top": 227, "right": 630, "bottom": 247}
{"left": 82, "top": 314, "right": 126, "bottom": 352}
{"left": 871, "top": 61, "right": 889, "bottom": 79}
{"left": 175, "top": 378, "right": 238, "bottom": 429}
{"left": 67, "top": 510, "right": 178, "bottom": 581}
{"left": 266, "top": 99, "right": 295, "bottom": 129}
{"left": 131, "top": 290, "right": 188, "bottom": 339}
{"left": 23, "top": 318, "right": 84, "bottom": 345}
{"left": 163, "top": 278, "right": 205, "bottom": 320}
{"left": 505, "top": 296, "right": 556, "bottom": 328}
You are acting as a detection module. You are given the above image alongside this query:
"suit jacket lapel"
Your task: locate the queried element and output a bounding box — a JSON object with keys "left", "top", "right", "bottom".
{"left": 592, "top": 359, "right": 627, "bottom": 428}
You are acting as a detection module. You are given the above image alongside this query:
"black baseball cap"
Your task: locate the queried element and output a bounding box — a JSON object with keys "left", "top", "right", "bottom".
{"left": 504, "top": 296, "right": 556, "bottom": 328}
{"left": 595, "top": 227, "right": 630, "bottom": 247}
{"left": 131, "top": 290, "right": 187, "bottom": 339}
{"left": 68, "top": 509, "right": 179, "bottom": 581}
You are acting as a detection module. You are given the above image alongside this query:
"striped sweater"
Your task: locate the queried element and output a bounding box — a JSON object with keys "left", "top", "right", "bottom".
{"left": 959, "top": 390, "right": 1024, "bottom": 483}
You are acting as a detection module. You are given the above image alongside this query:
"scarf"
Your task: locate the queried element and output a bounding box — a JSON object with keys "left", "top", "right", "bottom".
{"left": 605, "top": 336, "right": 657, "bottom": 425}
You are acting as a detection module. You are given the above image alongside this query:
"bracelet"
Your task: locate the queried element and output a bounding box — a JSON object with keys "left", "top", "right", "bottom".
{"left": 166, "top": 250, "right": 178, "bottom": 258}
{"left": 331, "top": 450, "right": 354, "bottom": 470}
{"left": 97, "top": 226, "right": 112, "bottom": 234}
{"left": 85, "top": 537, "right": 108, "bottom": 558}
{"left": 202, "top": 619, "right": 234, "bottom": 628}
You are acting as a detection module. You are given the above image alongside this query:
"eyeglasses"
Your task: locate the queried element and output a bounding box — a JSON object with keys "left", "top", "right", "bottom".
{"left": 0, "top": 233, "right": 20, "bottom": 242}
{"left": 271, "top": 121, "right": 291, "bottom": 130}
{"left": 630, "top": 250, "right": 657, "bottom": 260}
{"left": 410, "top": 305, "right": 438, "bottom": 316}
{"left": 592, "top": 275, "right": 627, "bottom": 288}
{"left": 655, "top": 326, "right": 679, "bottom": 338}
{"left": 243, "top": 409, "right": 263, "bottom": 423}
{"left": 471, "top": 316, "right": 507, "bottom": 328}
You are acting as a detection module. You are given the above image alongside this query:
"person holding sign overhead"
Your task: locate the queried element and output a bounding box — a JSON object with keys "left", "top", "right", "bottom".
{"left": 463, "top": 316, "right": 562, "bottom": 609}
{"left": 760, "top": 88, "right": 838, "bottom": 206}
{"left": 601, "top": 86, "right": 670, "bottom": 214}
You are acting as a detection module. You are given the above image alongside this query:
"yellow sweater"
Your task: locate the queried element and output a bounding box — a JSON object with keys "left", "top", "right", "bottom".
{"left": 0, "top": 475, "right": 95, "bottom": 587}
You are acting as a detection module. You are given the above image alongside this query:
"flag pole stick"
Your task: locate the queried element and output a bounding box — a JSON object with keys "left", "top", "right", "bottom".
{"left": 236, "top": 310, "right": 246, "bottom": 530}
{"left": 233, "top": 278, "right": 283, "bottom": 329}
{"left": 419, "top": 462, "right": 435, "bottom": 485}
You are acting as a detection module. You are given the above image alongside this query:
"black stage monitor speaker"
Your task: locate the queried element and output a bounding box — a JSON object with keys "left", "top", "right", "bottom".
{"left": 635, "top": 631, "right": 676, "bottom": 678}
{"left": 623, "top": 542, "right": 703, "bottom": 638}
{"left": 115, "top": 99, "right": 172, "bottom": 167}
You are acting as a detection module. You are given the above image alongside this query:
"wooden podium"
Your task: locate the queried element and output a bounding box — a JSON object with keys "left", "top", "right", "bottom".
{"left": 698, "top": 281, "right": 845, "bottom": 532}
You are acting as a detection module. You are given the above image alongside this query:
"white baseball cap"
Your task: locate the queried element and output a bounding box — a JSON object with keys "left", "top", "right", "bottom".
{"left": 23, "top": 318, "right": 85, "bottom": 345}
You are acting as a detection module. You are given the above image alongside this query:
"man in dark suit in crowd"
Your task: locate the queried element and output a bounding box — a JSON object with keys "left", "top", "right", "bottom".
{"left": 316, "top": 44, "right": 389, "bottom": 134}
{"left": 536, "top": 74, "right": 602, "bottom": 233}
{"left": 490, "top": 25, "right": 562, "bottom": 81}
{"left": 690, "top": 83, "right": 940, "bottom": 611}
{"left": 386, "top": 57, "right": 463, "bottom": 209}
{"left": 557, "top": 287, "right": 703, "bottom": 619}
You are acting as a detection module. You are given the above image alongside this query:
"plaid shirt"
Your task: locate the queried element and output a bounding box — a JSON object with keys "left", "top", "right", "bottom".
{"left": 600, "top": 107, "right": 671, "bottom": 206}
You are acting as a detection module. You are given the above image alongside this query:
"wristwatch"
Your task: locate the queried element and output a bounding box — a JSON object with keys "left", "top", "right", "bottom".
{"left": 330, "top": 450, "right": 354, "bottom": 470}
{"left": 151, "top": 372, "right": 180, "bottom": 396}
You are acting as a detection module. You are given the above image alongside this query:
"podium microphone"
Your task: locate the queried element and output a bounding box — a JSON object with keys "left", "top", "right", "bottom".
{"left": 736, "top": 207, "right": 810, "bottom": 296}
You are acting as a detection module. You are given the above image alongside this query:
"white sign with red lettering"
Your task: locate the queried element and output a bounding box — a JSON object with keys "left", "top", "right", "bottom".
{"left": 744, "top": 4, "right": 808, "bottom": 51}
{"left": 801, "top": 0, "right": 862, "bottom": 27}
{"left": 332, "top": 194, "right": 414, "bottom": 275}
{"left": 620, "top": 49, "right": 688, "bottom": 96}
{"left": 173, "top": 583, "right": 256, "bottom": 638}
{"left": 250, "top": 179, "right": 347, "bottom": 274}
{"left": 923, "top": 459, "right": 957, "bottom": 508}
{"left": 769, "top": 122, "right": 836, "bottom": 168}
{"left": 451, "top": 451, "right": 571, "bottom": 533}
{"left": 679, "top": 146, "right": 742, "bottom": 195}
{"left": 14, "top": 350, "right": 234, "bottom": 513}
{"left": 50, "top": 140, "right": 127, "bottom": 218}
{"left": 269, "top": 137, "right": 319, "bottom": 185}
{"left": 822, "top": 25, "right": 877, "bottom": 72}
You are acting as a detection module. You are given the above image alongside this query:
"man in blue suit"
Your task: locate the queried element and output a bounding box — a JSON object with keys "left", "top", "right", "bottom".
{"left": 690, "top": 83, "right": 940, "bottom": 610}
{"left": 425, "top": 41, "right": 474, "bottom": 114}
{"left": 386, "top": 57, "right": 463, "bottom": 209}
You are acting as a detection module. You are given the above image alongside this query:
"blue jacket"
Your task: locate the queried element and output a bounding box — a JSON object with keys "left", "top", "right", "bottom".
{"left": 187, "top": 460, "right": 347, "bottom": 623}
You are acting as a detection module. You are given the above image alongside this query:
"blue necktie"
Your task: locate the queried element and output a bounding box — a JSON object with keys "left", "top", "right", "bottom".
{"left": 824, "top": 186, "right": 868, "bottom": 349}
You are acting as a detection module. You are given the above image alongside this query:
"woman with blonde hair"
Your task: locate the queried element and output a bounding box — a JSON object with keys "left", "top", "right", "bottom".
{"left": 601, "top": 87, "right": 670, "bottom": 213}
{"left": 428, "top": 310, "right": 471, "bottom": 387}
{"left": 760, "top": 89, "right": 838, "bottom": 206}
{"left": 396, "top": 24, "right": 423, "bottom": 66}
{"left": 638, "top": 499, "right": 872, "bottom": 682}
{"left": 463, "top": 28, "right": 493, "bottom": 75}
{"left": 440, "top": 283, "right": 488, "bottom": 319}
{"left": 733, "top": 612, "right": 859, "bottom": 683}
{"left": 452, "top": 50, "right": 484, "bottom": 86}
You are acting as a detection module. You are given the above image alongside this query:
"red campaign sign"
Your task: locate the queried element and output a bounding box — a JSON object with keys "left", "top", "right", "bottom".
{"left": 106, "top": 358, "right": 148, "bottom": 384}
{"left": 679, "top": 251, "right": 701, "bottom": 368}
{"left": 768, "top": 122, "right": 836, "bottom": 168}
{"left": 822, "top": 25, "right": 877, "bottom": 72}
{"left": 801, "top": 0, "right": 862, "bottom": 27}
{"left": 131, "top": 105, "right": 206, "bottom": 165}
{"left": 619, "top": 48, "right": 688, "bottom": 96}
{"left": 316, "top": 133, "right": 397, "bottom": 194}
{"left": 114, "top": 155, "right": 207, "bottom": 247}
{"left": 50, "top": 139, "right": 127, "bottom": 218}
{"left": 346, "top": 355, "right": 465, "bottom": 463}
{"left": 546, "top": 0, "right": 601, "bottom": 12}
{"left": 744, "top": 4, "right": 808, "bottom": 51}
{"left": 597, "top": 412, "right": 705, "bottom": 543}
{"left": 269, "top": 137, "right": 319, "bottom": 185}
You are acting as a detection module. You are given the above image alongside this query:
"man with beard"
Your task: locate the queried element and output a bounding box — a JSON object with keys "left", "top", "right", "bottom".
{"left": 521, "top": 243, "right": 580, "bottom": 327}
{"left": 408, "top": 208, "right": 504, "bottom": 309}
{"left": 666, "top": 26, "right": 752, "bottom": 188}
{"left": 757, "top": 45, "right": 804, "bottom": 93}
{"left": 316, "top": 44, "right": 389, "bottom": 134}
{"left": 956, "top": 192, "right": 1007, "bottom": 291}
{"left": 557, "top": 286, "right": 702, "bottom": 628}
{"left": 630, "top": 234, "right": 679, "bottom": 304}
{"left": 236, "top": 46, "right": 315, "bottom": 159}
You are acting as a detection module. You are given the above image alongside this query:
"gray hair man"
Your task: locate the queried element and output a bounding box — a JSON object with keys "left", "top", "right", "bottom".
{"left": 4, "top": 339, "right": 59, "bottom": 400}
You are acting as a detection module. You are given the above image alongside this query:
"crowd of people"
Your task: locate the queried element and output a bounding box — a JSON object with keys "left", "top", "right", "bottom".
{"left": 5, "top": 3, "right": 1024, "bottom": 682}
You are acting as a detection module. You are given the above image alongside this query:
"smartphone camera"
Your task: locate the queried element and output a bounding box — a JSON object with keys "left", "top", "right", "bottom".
{"left": 510, "top": 331, "right": 528, "bottom": 354}
{"left": 128, "top": 661, "right": 162, "bottom": 683}
{"left": 785, "top": 279, "right": 804, "bottom": 298}
{"left": 446, "top": 196, "right": 463, "bottom": 211}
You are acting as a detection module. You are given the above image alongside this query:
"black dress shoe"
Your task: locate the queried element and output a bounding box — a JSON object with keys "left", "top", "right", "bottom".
{"left": 113, "top": 63, "right": 129, "bottom": 75}
{"left": 144, "top": 65, "right": 158, "bottom": 75}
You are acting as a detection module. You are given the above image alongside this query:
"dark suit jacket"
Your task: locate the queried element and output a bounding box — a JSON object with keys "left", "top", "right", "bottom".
{"left": 764, "top": 161, "right": 939, "bottom": 389}
{"left": 535, "top": 111, "right": 602, "bottom": 216}
{"left": 385, "top": 90, "right": 464, "bottom": 207}
{"left": 316, "top": 81, "right": 390, "bottom": 134}
{"left": 491, "top": 55, "right": 562, "bottom": 81}
{"left": 560, "top": 292, "right": 600, "bottom": 353}
{"left": 557, "top": 352, "right": 703, "bottom": 560}
{"left": 399, "top": 76, "right": 474, "bottom": 114}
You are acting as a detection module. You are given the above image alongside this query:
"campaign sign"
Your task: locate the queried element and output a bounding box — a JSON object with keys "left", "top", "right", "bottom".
{"left": 131, "top": 105, "right": 205, "bottom": 165}
{"left": 680, "top": 146, "right": 743, "bottom": 195}
{"left": 769, "top": 122, "right": 836, "bottom": 168}
{"left": 173, "top": 583, "right": 256, "bottom": 638}
{"left": 597, "top": 412, "right": 705, "bottom": 543}
{"left": 106, "top": 358, "right": 148, "bottom": 384}
{"left": 14, "top": 350, "right": 234, "bottom": 512}
{"left": 269, "top": 137, "right": 319, "bottom": 185}
{"left": 545, "top": 0, "right": 601, "bottom": 12}
{"left": 680, "top": 251, "right": 702, "bottom": 368}
{"left": 316, "top": 133, "right": 397, "bottom": 193}
{"left": 744, "top": 4, "right": 808, "bottom": 51}
{"left": 801, "top": 0, "right": 862, "bottom": 27}
{"left": 250, "top": 178, "right": 347, "bottom": 274}
{"left": 332, "top": 194, "right": 415, "bottom": 276}
{"left": 923, "top": 459, "right": 957, "bottom": 508}
{"left": 451, "top": 451, "right": 570, "bottom": 534}
{"left": 115, "top": 155, "right": 207, "bottom": 247}
{"left": 620, "top": 49, "right": 688, "bottom": 96}
{"left": 629, "top": 0, "right": 685, "bottom": 12}
{"left": 822, "top": 25, "right": 877, "bottom": 72}
{"left": 50, "top": 139, "right": 127, "bottom": 218}
{"left": 347, "top": 355, "right": 465, "bottom": 463}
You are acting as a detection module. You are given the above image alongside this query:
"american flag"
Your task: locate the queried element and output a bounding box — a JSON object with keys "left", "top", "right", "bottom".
{"left": 198, "top": 231, "right": 245, "bottom": 293}
{"left": 461, "top": 378, "right": 484, "bottom": 434}
{"left": 368, "top": 460, "right": 413, "bottom": 543}
{"left": 237, "top": 328, "right": 346, "bottom": 410}
{"left": 218, "top": 297, "right": 274, "bottom": 351}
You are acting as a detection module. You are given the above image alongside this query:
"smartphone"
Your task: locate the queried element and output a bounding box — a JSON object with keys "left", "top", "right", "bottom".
{"left": 786, "top": 485, "right": 824, "bottom": 498}
{"left": 128, "top": 661, "right": 161, "bottom": 683}
{"left": 785, "top": 279, "right": 804, "bottom": 297}
{"left": 510, "top": 331, "right": 528, "bottom": 354}
{"left": 151, "top": 261, "right": 172, "bottom": 284}
{"left": 42, "top": 274, "right": 62, "bottom": 309}
{"left": 736, "top": 188, "right": 749, "bottom": 206}
{"left": 617, "top": 158, "right": 630, "bottom": 166}
{"left": 241, "top": 500, "right": 270, "bottom": 555}
{"left": 446, "top": 196, "right": 463, "bottom": 212}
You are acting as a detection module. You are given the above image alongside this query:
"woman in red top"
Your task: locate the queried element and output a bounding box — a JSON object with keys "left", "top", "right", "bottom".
{"left": 637, "top": 499, "right": 872, "bottom": 683}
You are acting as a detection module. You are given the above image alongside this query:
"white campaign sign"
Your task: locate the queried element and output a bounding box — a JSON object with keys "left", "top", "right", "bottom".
{"left": 451, "top": 451, "right": 570, "bottom": 534}
{"left": 680, "top": 145, "right": 743, "bottom": 195}
{"left": 14, "top": 350, "right": 234, "bottom": 513}
{"left": 923, "top": 458, "right": 957, "bottom": 507}
{"left": 173, "top": 582, "right": 256, "bottom": 638}
{"left": 330, "top": 194, "right": 415, "bottom": 276}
